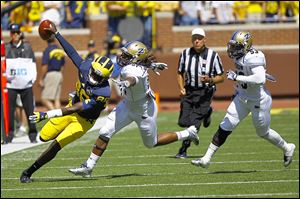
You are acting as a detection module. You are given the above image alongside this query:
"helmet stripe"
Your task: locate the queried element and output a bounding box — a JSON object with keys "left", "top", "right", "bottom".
{"left": 231, "top": 30, "right": 239, "bottom": 40}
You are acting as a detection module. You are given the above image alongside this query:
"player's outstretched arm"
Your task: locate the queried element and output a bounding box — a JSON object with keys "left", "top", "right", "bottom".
{"left": 44, "top": 22, "right": 83, "bottom": 69}
{"left": 29, "top": 102, "right": 83, "bottom": 123}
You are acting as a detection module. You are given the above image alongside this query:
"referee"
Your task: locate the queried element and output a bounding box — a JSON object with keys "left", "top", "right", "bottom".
{"left": 175, "top": 28, "right": 224, "bottom": 158}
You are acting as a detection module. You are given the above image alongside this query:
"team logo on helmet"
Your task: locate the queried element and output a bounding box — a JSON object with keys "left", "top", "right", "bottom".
{"left": 88, "top": 56, "right": 114, "bottom": 85}
{"left": 117, "top": 41, "right": 149, "bottom": 66}
{"left": 227, "top": 30, "right": 253, "bottom": 59}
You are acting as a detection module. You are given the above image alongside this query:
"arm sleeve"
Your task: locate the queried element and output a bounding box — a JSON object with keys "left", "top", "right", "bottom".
{"left": 236, "top": 65, "right": 266, "bottom": 84}
{"left": 55, "top": 32, "right": 83, "bottom": 69}
{"left": 177, "top": 52, "right": 185, "bottom": 73}
{"left": 213, "top": 54, "right": 224, "bottom": 75}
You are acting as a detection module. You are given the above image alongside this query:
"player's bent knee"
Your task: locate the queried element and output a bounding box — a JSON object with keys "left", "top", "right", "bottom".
{"left": 220, "top": 114, "right": 239, "bottom": 132}
{"left": 255, "top": 126, "right": 269, "bottom": 138}
{"left": 99, "top": 126, "right": 112, "bottom": 139}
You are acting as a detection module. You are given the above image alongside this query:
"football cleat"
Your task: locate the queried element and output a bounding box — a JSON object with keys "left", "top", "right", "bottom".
{"left": 191, "top": 158, "right": 210, "bottom": 168}
{"left": 175, "top": 152, "right": 187, "bottom": 159}
{"left": 283, "top": 143, "right": 296, "bottom": 167}
{"left": 20, "top": 170, "right": 32, "bottom": 183}
{"left": 187, "top": 125, "right": 199, "bottom": 145}
{"left": 68, "top": 163, "right": 92, "bottom": 177}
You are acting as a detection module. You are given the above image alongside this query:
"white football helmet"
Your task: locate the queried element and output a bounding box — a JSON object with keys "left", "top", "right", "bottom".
{"left": 117, "top": 41, "right": 149, "bottom": 66}
{"left": 227, "top": 30, "right": 253, "bottom": 59}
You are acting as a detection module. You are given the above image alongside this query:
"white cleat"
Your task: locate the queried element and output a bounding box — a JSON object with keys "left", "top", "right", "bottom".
{"left": 191, "top": 158, "right": 210, "bottom": 168}
{"left": 187, "top": 125, "right": 199, "bottom": 145}
{"left": 284, "top": 143, "right": 296, "bottom": 167}
{"left": 69, "top": 163, "right": 92, "bottom": 177}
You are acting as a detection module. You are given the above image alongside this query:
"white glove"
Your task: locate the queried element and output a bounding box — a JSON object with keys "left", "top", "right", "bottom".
{"left": 226, "top": 70, "right": 237, "bottom": 81}
{"left": 150, "top": 62, "right": 168, "bottom": 75}
{"left": 112, "top": 79, "right": 130, "bottom": 96}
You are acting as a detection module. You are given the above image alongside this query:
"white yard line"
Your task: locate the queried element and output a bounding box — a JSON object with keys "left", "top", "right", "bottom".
{"left": 1, "top": 168, "right": 298, "bottom": 180}
{"left": 1, "top": 179, "right": 298, "bottom": 191}
{"left": 1, "top": 159, "right": 299, "bottom": 170}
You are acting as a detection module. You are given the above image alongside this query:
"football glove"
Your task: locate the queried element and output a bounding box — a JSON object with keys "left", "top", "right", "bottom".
{"left": 150, "top": 62, "right": 168, "bottom": 75}
{"left": 226, "top": 70, "right": 237, "bottom": 81}
{"left": 112, "top": 79, "right": 130, "bottom": 96}
{"left": 29, "top": 112, "right": 48, "bottom": 123}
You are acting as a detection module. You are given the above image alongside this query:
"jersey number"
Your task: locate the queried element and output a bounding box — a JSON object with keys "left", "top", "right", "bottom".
{"left": 76, "top": 81, "right": 89, "bottom": 101}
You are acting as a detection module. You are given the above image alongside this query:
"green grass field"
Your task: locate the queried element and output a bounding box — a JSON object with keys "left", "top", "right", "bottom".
{"left": 1, "top": 109, "right": 299, "bottom": 198}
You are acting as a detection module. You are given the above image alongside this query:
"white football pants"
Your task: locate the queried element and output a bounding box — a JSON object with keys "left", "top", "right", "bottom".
{"left": 99, "top": 96, "right": 158, "bottom": 148}
{"left": 220, "top": 91, "right": 272, "bottom": 137}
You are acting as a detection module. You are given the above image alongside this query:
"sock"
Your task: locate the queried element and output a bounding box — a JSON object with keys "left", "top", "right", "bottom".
{"left": 203, "top": 143, "right": 219, "bottom": 162}
{"left": 25, "top": 162, "right": 41, "bottom": 176}
{"left": 262, "top": 129, "right": 289, "bottom": 152}
{"left": 86, "top": 152, "right": 100, "bottom": 169}
{"left": 175, "top": 129, "right": 190, "bottom": 141}
{"left": 19, "top": 125, "right": 26, "bottom": 132}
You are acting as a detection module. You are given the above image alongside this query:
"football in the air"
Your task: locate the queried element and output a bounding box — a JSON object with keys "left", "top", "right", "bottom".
{"left": 38, "top": 19, "right": 54, "bottom": 40}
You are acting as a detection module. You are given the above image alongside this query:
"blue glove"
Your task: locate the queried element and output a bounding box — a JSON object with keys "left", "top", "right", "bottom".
{"left": 226, "top": 70, "right": 237, "bottom": 81}
{"left": 29, "top": 112, "right": 48, "bottom": 123}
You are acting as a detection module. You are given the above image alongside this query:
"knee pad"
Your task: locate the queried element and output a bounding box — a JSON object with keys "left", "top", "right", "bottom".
{"left": 212, "top": 126, "right": 232, "bottom": 147}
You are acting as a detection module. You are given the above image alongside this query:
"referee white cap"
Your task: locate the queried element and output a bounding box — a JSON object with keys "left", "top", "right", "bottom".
{"left": 191, "top": 28, "right": 205, "bottom": 37}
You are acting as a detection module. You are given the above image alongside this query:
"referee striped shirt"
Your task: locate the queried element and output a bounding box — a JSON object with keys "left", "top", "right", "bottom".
{"left": 178, "top": 47, "right": 224, "bottom": 88}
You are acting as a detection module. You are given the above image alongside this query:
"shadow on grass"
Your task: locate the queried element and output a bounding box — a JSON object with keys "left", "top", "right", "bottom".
{"left": 168, "top": 155, "right": 203, "bottom": 159}
{"left": 31, "top": 173, "right": 144, "bottom": 183}
{"left": 207, "top": 170, "right": 257, "bottom": 174}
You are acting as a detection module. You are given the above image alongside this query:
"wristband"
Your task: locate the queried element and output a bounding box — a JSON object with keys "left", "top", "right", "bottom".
{"left": 47, "top": 109, "right": 63, "bottom": 118}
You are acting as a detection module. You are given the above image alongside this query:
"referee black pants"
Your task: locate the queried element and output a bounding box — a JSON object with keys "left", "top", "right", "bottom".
{"left": 7, "top": 87, "right": 37, "bottom": 142}
{"left": 178, "top": 87, "right": 214, "bottom": 130}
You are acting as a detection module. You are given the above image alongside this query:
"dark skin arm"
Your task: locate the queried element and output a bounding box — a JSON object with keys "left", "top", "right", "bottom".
{"left": 61, "top": 101, "right": 83, "bottom": 116}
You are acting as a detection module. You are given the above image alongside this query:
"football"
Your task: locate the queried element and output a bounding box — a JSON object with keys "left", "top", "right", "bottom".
{"left": 38, "top": 19, "right": 54, "bottom": 40}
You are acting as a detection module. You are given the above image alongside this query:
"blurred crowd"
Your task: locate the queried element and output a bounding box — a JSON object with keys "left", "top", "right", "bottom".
{"left": 1, "top": 1, "right": 299, "bottom": 49}
{"left": 1, "top": 1, "right": 299, "bottom": 31}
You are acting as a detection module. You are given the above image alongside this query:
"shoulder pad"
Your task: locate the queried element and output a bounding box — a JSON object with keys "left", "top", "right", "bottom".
{"left": 244, "top": 50, "right": 266, "bottom": 68}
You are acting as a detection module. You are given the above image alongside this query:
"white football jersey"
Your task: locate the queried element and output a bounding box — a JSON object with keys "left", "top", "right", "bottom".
{"left": 120, "top": 64, "right": 152, "bottom": 102}
{"left": 234, "top": 48, "right": 267, "bottom": 101}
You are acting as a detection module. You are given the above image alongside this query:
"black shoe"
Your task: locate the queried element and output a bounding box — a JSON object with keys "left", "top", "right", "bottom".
{"left": 203, "top": 107, "right": 213, "bottom": 128}
{"left": 175, "top": 152, "right": 187, "bottom": 159}
{"left": 20, "top": 171, "right": 32, "bottom": 183}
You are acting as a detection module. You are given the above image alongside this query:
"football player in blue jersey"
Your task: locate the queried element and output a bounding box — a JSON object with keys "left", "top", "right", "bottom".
{"left": 20, "top": 21, "right": 114, "bottom": 183}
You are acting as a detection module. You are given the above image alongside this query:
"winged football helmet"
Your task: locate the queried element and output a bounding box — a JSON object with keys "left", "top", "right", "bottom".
{"left": 117, "top": 41, "right": 149, "bottom": 66}
{"left": 89, "top": 56, "right": 114, "bottom": 85}
{"left": 227, "top": 30, "right": 253, "bottom": 59}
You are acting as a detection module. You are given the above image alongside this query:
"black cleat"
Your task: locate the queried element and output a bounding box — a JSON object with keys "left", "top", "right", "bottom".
{"left": 175, "top": 152, "right": 187, "bottom": 159}
{"left": 20, "top": 171, "right": 32, "bottom": 183}
{"left": 203, "top": 107, "right": 213, "bottom": 128}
